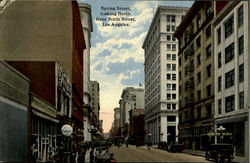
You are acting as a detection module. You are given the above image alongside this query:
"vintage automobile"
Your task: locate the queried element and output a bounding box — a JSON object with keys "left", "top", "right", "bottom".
{"left": 167, "top": 142, "right": 184, "bottom": 153}
{"left": 205, "top": 143, "right": 234, "bottom": 163}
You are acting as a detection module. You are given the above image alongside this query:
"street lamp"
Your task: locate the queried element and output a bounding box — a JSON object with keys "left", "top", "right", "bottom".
{"left": 217, "top": 126, "right": 226, "bottom": 143}
{"left": 88, "top": 125, "right": 97, "bottom": 163}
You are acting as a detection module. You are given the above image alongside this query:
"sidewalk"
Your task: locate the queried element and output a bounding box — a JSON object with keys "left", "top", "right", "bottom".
{"left": 182, "top": 149, "right": 205, "bottom": 157}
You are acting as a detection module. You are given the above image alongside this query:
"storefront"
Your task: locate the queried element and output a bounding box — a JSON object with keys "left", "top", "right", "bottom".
{"left": 30, "top": 94, "right": 59, "bottom": 162}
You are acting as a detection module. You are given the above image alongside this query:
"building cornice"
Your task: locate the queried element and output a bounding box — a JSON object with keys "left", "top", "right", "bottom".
{"left": 213, "top": 1, "right": 241, "bottom": 27}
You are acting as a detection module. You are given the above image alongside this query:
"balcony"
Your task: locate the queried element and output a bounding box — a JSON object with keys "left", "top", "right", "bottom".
{"left": 185, "top": 80, "right": 194, "bottom": 90}
{"left": 185, "top": 97, "right": 194, "bottom": 106}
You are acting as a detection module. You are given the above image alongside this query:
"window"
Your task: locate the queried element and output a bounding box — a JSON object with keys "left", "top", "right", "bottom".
{"left": 218, "top": 76, "right": 222, "bottom": 92}
{"left": 168, "top": 116, "right": 176, "bottom": 122}
{"left": 217, "top": 28, "right": 221, "bottom": 44}
{"left": 167, "top": 74, "right": 171, "bottom": 80}
{"left": 172, "top": 84, "right": 176, "bottom": 91}
{"left": 206, "top": 103, "right": 212, "bottom": 117}
{"left": 167, "top": 54, "right": 171, "bottom": 60}
{"left": 172, "top": 64, "right": 176, "bottom": 71}
{"left": 167, "top": 84, "right": 171, "bottom": 90}
{"left": 225, "top": 16, "right": 234, "bottom": 38}
{"left": 179, "top": 86, "right": 181, "bottom": 94}
{"left": 197, "top": 106, "right": 201, "bottom": 119}
{"left": 172, "top": 104, "right": 176, "bottom": 110}
{"left": 206, "top": 3, "right": 212, "bottom": 18}
{"left": 172, "top": 25, "right": 175, "bottom": 32}
{"left": 239, "top": 64, "right": 244, "bottom": 82}
{"left": 238, "top": 5, "right": 243, "bottom": 27}
{"left": 172, "top": 44, "right": 176, "bottom": 51}
{"left": 225, "top": 69, "right": 234, "bottom": 88}
{"left": 172, "top": 36, "right": 176, "bottom": 41}
{"left": 167, "top": 104, "right": 171, "bottom": 109}
{"left": 172, "top": 74, "right": 176, "bottom": 80}
{"left": 206, "top": 25, "right": 211, "bottom": 39}
{"left": 167, "top": 15, "right": 171, "bottom": 22}
{"left": 167, "top": 64, "right": 171, "bottom": 71}
{"left": 206, "top": 85, "right": 211, "bottom": 97}
{"left": 225, "top": 95, "right": 235, "bottom": 112}
{"left": 206, "top": 64, "right": 211, "bottom": 77}
{"left": 167, "top": 94, "right": 171, "bottom": 100}
{"left": 197, "top": 72, "right": 201, "bottom": 83}
{"left": 206, "top": 44, "right": 211, "bottom": 58}
{"left": 179, "top": 57, "right": 182, "bottom": 66}
{"left": 197, "top": 54, "right": 201, "bottom": 66}
{"left": 196, "top": 36, "right": 201, "bottom": 48}
{"left": 225, "top": 43, "right": 234, "bottom": 63}
{"left": 239, "top": 35, "right": 244, "bottom": 55}
{"left": 167, "top": 25, "right": 170, "bottom": 32}
{"left": 172, "top": 94, "right": 176, "bottom": 99}
{"left": 171, "top": 15, "right": 175, "bottom": 22}
{"left": 239, "top": 91, "right": 244, "bottom": 109}
{"left": 196, "top": 14, "right": 201, "bottom": 29}
{"left": 197, "top": 90, "right": 201, "bottom": 100}
{"left": 167, "top": 35, "right": 171, "bottom": 41}
{"left": 218, "top": 52, "right": 221, "bottom": 68}
{"left": 179, "top": 71, "right": 182, "bottom": 81}
{"left": 172, "top": 54, "right": 176, "bottom": 60}
{"left": 218, "top": 99, "right": 222, "bottom": 114}
{"left": 167, "top": 44, "right": 171, "bottom": 51}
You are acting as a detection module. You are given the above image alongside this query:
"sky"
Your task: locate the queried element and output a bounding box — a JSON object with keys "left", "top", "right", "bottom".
{"left": 79, "top": 0, "right": 193, "bottom": 133}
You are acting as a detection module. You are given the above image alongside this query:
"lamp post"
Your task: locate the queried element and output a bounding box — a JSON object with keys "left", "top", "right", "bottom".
{"left": 217, "top": 126, "right": 226, "bottom": 143}
{"left": 61, "top": 124, "right": 73, "bottom": 163}
{"left": 88, "top": 125, "right": 96, "bottom": 163}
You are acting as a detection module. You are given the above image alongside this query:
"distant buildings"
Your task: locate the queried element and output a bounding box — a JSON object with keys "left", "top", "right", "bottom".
{"left": 90, "top": 80, "right": 101, "bottom": 121}
{"left": 143, "top": 6, "right": 189, "bottom": 144}
{"left": 120, "top": 87, "right": 144, "bottom": 137}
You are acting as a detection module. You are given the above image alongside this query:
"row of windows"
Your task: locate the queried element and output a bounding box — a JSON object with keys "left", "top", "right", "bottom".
{"left": 217, "top": 64, "right": 244, "bottom": 91}
{"left": 167, "top": 103, "right": 176, "bottom": 110}
{"left": 167, "top": 15, "right": 176, "bottom": 22}
{"left": 167, "top": 83, "right": 176, "bottom": 90}
{"left": 167, "top": 54, "right": 176, "bottom": 61}
{"left": 217, "top": 5, "right": 243, "bottom": 45}
{"left": 167, "top": 93, "right": 176, "bottom": 100}
{"left": 218, "top": 92, "right": 244, "bottom": 114}
{"left": 166, "top": 64, "right": 176, "bottom": 71}
{"left": 167, "top": 44, "right": 176, "bottom": 51}
{"left": 166, "top": 25, "right": 176, "bottom": 32}
{"left": 166, "top": 73, "right": 176, "bottom": 80}
{"left": 167, "top": 35, "right": 176, "bottom": 41}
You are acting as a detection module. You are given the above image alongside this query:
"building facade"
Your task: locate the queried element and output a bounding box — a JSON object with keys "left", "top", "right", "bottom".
{"left": 120, "top": 87, "right": 144, "bottom": 137}
{"left": 0, "top": 60, "right": 30, "bottom": 162}
{"left": 213, "top": 1, "right": 249, "bottom": 162}
{"left": 90, "top": 80, "right": 100, "bottom": 120}
{"left": 174, "top": 1, "right": 215, "bottom": 149}
{"left": 143, "top": 6, "right": 189, "bottom": 144}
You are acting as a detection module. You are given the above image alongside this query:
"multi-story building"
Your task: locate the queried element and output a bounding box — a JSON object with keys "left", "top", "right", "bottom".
{"left": 143, "top": 6, "right": 189, "bottom": 144}
{"left": 113, "top": 107, "right": 121, "bottom": 137}
{"left": 119, "top": 87, "right": 144, "bottom": 137}
{"left": 79, "top": 3, "right": 93, "bottom": 146}
{"left": 0, "top": 1, "right": 86, "bottom": 161}
{"left": 90, "top": 80, "right": 100, "bottom": 120}
{"left": 213, "top": 1, "right": 249, "bottom": 162}
{"left": 0, "top": 60, "right": 30, "bottom": 162}
{"left": 174, "top": 2, "right": 215, "bottom": 149}
{"left": 129, "top": 109, "right": 145, "bottom": 145}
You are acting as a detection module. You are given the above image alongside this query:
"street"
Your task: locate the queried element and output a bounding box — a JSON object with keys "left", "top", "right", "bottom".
{"left": 109, "top": 145, "right": 209, "bottom": 162}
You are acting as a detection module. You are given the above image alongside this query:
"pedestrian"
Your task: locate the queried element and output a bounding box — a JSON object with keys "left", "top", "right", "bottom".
{"left": 147, "top": 141, "right": 152, "bottom": 150}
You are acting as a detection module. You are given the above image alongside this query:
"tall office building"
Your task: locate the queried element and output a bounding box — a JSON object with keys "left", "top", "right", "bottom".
{"left": 143, "top": 6, "right": 189, "bottom": 144}
{"left": 174, "top": 1, "right": 215, "bottom": 149}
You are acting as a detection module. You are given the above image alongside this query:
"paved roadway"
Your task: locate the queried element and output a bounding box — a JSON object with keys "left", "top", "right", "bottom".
{"left": 109, "top": 144, "right": 210, "bottom": 162}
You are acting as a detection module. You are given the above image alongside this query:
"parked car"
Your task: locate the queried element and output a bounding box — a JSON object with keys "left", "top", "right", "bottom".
{"left": 167, "top": 142, "right": 184, "bottom": 153}
{"left": 205, "top": 143, "right": 234, "bottom": 163}
{"left": 158, "top": 141, "right": 168, "bottom": 150}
